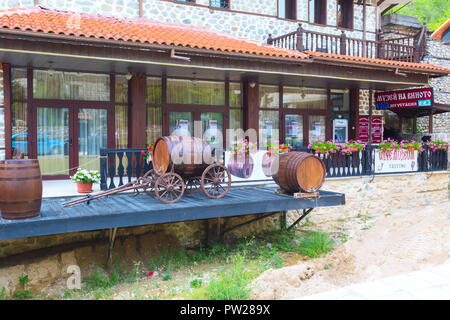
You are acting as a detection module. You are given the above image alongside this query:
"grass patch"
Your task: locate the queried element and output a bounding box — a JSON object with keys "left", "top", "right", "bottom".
{"left": 189, "top": 254, "right": 258, "bottom": 300}
{"left": 298, "top": 231, "right": 335, "bottom": 258}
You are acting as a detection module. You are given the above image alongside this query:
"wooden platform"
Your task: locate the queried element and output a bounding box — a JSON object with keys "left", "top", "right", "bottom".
{"left": 0, "top": 187, "right": 345, "bottom": 241}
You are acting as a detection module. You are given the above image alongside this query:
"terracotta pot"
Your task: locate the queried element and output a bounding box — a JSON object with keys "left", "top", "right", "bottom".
{"left": 77, "top": 182, "right": 93, "bottom": 193}
{"left": 407, "top": 146, "right": 415, "bottom": 151}
{"left": 349, "top": 147, "right": 359, "bottom": 152}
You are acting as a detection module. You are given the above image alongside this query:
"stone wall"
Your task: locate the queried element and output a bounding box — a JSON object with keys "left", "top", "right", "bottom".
{"left": 0, "top": 1, "right": 378, "bottom": 42}
{"left": 0, "top": 171, "right": 447, "bottom": 297}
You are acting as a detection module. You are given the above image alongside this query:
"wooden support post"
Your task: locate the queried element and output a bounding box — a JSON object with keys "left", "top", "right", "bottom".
{"left": 429, "top": 112, "right": 433, "bottom": 134}
{"left": 3, "top": 64, "right": 12, "bottom": 159}
{"left": 368, "top": 89, "right": 373, "bottom": 144}
{"left": 128, "top": 74, "right": 147, "bottom": 149}
{"left": 243, "top": 78, "right": 259, "bottom": 144}
{"left": 296, "top": 23, "right": 304, "bottom": 51}
{"left": 106, "top": 227, "right": 118, "bottom": 265}
{"left": 340, "top": 31, "right": 347, "bottom": 55}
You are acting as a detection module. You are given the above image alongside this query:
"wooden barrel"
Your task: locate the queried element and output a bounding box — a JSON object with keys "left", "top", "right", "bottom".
{"left": 272, "top": 152, "right": 326, "bottom": 193}
{"left": 0, "top": 159, "right": 42, "bottom": 220}
{"left": 152, "top": 136, "right": 212, "bottom": 178}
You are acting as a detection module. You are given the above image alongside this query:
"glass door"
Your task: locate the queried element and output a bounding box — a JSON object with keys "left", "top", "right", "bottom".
{"left": 37, "top": 107, "right": 70, "bottom": 176}
{"left": 284, "top": 114, "right": 304, "bottom": 150}
{"left": 201, "top": 112, "right": 224, "bottom": 153}
{"left": 169, "top": 112, "right": 194, "bottom": 136}
{"left": 78, "top": 108, "right": 108, "bottom": 172}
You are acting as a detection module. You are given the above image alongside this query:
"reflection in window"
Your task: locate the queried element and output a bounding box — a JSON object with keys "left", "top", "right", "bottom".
{"left": 259, "top": 85, "right": 279, "bottom": 109}
{"left": 337, "top": 0, "right": 353, "bottom": 29}
{"left": 11, "top": 102, "right": 28, "bottom": 156}
{"left": 33, "top": 70, "right": 110, "bottom": 101}
{"left": 115, "top": 105, "right": 128, "bottom": 149}
{"left": 115, "top": 75, "right": 129, "bottom": 104}
{"left": 284, "top": 87, "right": 327, "bottom": 109}
{"left": 229, "top": 82, "right": 242, "bottom": 108}
{"left": 259, "top": 110, "right": 279, "bottom": 149}
{"left": 309, "top": 115, "right": 326, "bottom": 142}
{"left": 309, "top": 0, "right": 326, "bottom": 24}
{"left": 11, "top": 68, "right": 27, "bottom": 101}
{"left": 167, "top": 79, "right": 225, "bottom": 105}
{"left": 147, "top": 77, "right": 162, "bottom": 105}
{"left": 211, "top": 0, "right": 230, "bottom": 9}
{"left": 331, "top": 89, "right": 350, "bottom": 111}
{"left": 278, "top": 0, "right": 297, "bottom": 20}
{"left": 147, "top": 107, "right": 163, "bottom": 145}
{"left": 169, "top": 112, "right": 194, "bottom": 137}
{"left": 201, "top": 112, "right": 224, "bottom": 152}
{"left": 285, "top": 114, "right": 303, "bottom": 148}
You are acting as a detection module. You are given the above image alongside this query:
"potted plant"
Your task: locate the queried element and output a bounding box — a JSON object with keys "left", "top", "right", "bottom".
{"left": 308, "top": 139, "right": 339, "bottom": 158}
{"left": 227, "top": 138, "right": 258, "bottom": 179}
{"left": 343, "top": 140, "right": 366, "bottom": 153}
{"left": 427, "top": 138, "right": 449, "bottom": 152}
{"left": 70, "top": 168, "right": 101, "bottom": 193}
{"left": 400, "top": 140, "right": 424, "bottom": 153}
{"left": 141, "top": 144, "right": 154, "bottom": 164}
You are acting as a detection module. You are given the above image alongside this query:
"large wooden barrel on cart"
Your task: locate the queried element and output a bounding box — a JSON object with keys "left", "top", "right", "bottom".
{"left": 272, "top": 152, "right": 326, "bottom": 194}
{"left": 152, "top": 135, "right": 212, "bottom": 177}
{"left": 0, "top": 159, "right": 43, "bottom": 220}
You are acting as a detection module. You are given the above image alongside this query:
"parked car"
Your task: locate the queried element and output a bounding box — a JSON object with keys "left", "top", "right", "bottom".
{"left": 12, "top": 132, "right": 67, "bottom": 155}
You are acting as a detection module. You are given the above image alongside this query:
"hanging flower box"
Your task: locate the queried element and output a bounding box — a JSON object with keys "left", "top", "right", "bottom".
{"left": 427, "top": 138, "right": 449, "bottom": 152}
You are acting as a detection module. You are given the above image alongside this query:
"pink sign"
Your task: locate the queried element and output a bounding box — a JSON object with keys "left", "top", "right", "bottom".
{"left": 358, "top": 116, "right": 369, "bottom": 143}
{"left": 375, "top": 87, "right": 433, "bottom": 110}
{"left": 371, "top": 116, "right": 383, "bottom": 144}
{"left": 358, "top": 115, "right": 383, "bottom": 143}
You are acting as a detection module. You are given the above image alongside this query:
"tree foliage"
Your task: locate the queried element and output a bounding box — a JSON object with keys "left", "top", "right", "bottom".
{"left": 388, "top": 0, "right": 450, "bottom": 31}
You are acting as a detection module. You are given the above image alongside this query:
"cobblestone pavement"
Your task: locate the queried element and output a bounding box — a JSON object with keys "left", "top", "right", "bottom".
{"left": 302, "top": 262, "right": 450, "bottom": 300}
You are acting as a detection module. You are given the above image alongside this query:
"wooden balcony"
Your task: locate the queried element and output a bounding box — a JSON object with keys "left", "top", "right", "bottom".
{"left": 268, "top": 24, "right": 427, "bottom": 63}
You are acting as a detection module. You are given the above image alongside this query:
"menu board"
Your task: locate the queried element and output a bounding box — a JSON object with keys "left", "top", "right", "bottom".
{"left": 358, "top": 115, "right": 383, "bottom": 144}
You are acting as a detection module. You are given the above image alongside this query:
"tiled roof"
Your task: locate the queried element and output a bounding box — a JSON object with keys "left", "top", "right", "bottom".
{"left": 306, "top": 51, "right": 450, "bottom": 73}
{"left": 0, "top": 6, "right": 307, "bottom": 59}
{"left": 431, "top": 19, "right": 450, "bottom": 41}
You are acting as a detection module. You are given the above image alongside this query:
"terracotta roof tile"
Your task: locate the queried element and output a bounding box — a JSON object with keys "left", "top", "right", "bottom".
{"left": 0, "top": 6, "right": 307, "bottom": 60}
{"left": 306, "top": 51, "right": 450, "bottom": 73}
{"left": 431, "top": 19, "right": 450, "bottom": 41}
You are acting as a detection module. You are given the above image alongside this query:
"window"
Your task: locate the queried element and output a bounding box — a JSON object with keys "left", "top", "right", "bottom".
{"left": 11, "top": 68, "right": 28, "bottom": 157}
{"left": 115, "top": 75, "right": 129, "bottom": 149}
{"left": 211, "top": 0, "right": 230, "bottom": 9}
{"left": 175, "top": 0, "right": 195, "bottom": 3}
{"left": 167, "top": 79, "right": 225, "bottom": 105}
{"left": 147, "top": 77, "right": 163, "bottom": 145}
{"left": 337, "top": 0, "right": 353, "bottom": 29}
{"left": 309, "top": 0, "right": 326, "bottom": 25}
{"left": 278, "top": 0, "right": 297, "bottom": 20}
{"left": 283, "top": 87, "right": 327, "bottom": 110}
{"left": 33, "top": 70, "right": 110, "bottom": 101}
{"left": 330, "top": 89, "right": 350, "bottom": 112}
{"left": 259, "top": 85, "right": 279, "bottom": 149}
{"left": 229, "top": 82, "right": 242, "bottom": 137}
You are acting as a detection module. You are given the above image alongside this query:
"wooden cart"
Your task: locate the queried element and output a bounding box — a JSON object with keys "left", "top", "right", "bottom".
{"left": 64, "top": 136, "right": 231, "bottom": 207}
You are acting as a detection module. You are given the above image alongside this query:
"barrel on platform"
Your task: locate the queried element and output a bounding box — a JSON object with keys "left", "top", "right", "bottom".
{"left": 272, "top": 152, "right": 326, "bottom": 193}
{"left": 0, "top": 159, "right": 43, "bottom": 220}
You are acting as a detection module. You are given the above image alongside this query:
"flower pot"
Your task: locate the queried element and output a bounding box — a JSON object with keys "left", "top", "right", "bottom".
{"left": 349, "top": 147, "right": 359, "bottom": 152}
{"left": 262, "top": 152, "right": 274, "bottom": 177}
{"left": 76, "top": 182, "right": 93, "bottom": 193}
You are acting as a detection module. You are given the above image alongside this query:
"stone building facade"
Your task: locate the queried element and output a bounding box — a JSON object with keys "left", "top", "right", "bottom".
{"left": 1, "top": 0, "right": 378, "bottom": 42}
{"left": 382, "top": 14, "right": 450, "bottom": 140}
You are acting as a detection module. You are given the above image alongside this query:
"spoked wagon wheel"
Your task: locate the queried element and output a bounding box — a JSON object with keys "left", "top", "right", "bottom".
{"left": 155, "top": 172, "right": 185, "bottom": 204}
{"left": 139, "top": 169, "right": 159, "bottom": 195}
{"left": 201, "top": 164, "right": 231, "bottom": 199}
{"left": 185, "top": 177, "right": 201, "bottom": 194}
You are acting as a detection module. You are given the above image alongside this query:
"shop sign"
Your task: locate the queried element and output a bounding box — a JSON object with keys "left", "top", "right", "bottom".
{"left": 375, "top": 149, "right": 418, "bottom": 173}
{"left": 375, "top": 87, "right": 434, "bottom": 110}
{"left": 358, "top": 116, "right": 383, "bottom": 143}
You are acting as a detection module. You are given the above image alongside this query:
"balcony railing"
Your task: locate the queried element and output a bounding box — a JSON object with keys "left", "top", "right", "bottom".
{"left": 267, "top": 24, "right": 427, "bottom": 63}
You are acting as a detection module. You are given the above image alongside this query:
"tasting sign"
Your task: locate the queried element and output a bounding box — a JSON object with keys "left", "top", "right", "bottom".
{"left": 375, "top": 149, "right": 419, "bottom": 173}
{"left": 375, "top": 87, "right": 433, "bottom": 110}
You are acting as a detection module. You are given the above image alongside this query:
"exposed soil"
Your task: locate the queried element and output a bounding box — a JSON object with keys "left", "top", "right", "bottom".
{"left": 251, "top": 201, "right": 450, "bottom": 300}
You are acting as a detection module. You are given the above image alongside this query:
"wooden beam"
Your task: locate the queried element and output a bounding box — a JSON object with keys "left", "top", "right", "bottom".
{"left": 381, "top": 4, "right": 396, "bottom": 15}
{"left": 243, "top": 78, "right": 259, "bottom": 143}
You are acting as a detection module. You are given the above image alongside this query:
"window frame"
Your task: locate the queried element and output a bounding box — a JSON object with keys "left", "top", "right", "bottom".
{"left": 308, "top": 0, "right": 327, "bottom": 25}
{"left": 337, "top": 0, "right": 354, "bottom": 30}
{"left": 210, "top": 0, "right": 230, "bottom": 10}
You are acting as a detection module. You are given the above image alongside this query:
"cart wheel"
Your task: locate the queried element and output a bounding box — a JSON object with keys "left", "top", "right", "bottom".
{"left": 201, "top": 164, "right": 231, "bottom": 199}
{"left": 155, "top": 172, "right": 185, "bottom": 204}
{"left": 138, "top": 169, "right": 158, "bottom": 195}
{"left": 185, "top": 178, "right": 201, "bottom": 194}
